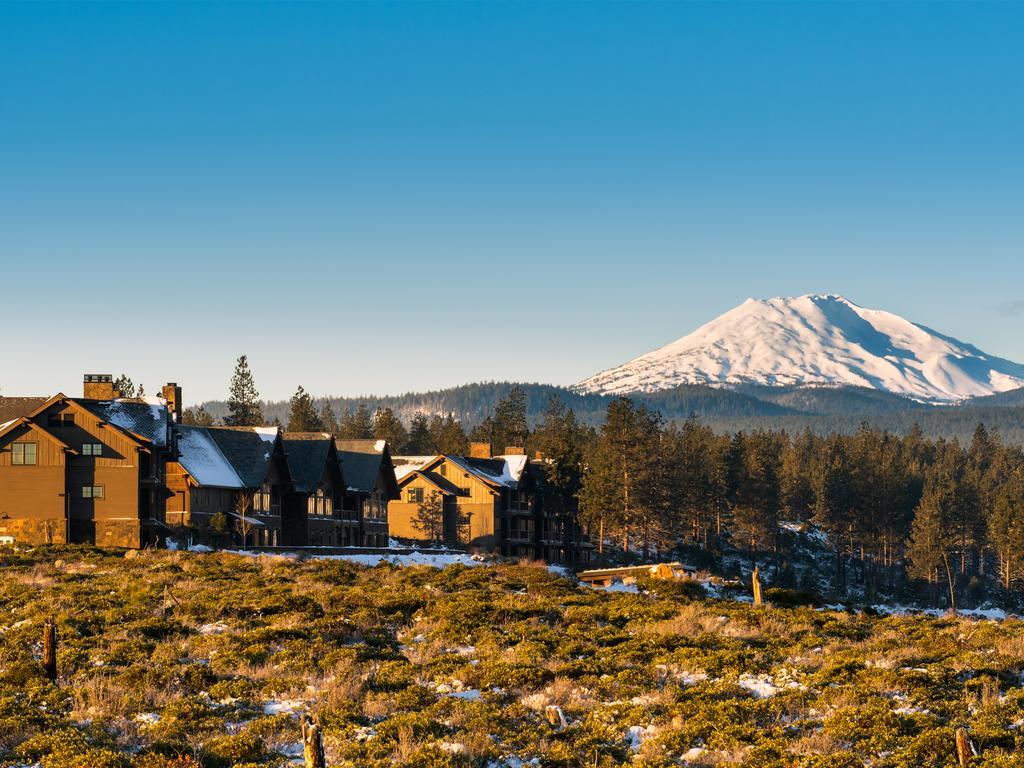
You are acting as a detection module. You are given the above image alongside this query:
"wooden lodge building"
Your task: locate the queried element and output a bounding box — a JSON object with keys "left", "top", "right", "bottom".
{"left": 390, "top": 443, "right": 591, "bottom": 564}
{"left": 0, "top": 375, "right": 395, "bottom": 550}
{"left": 0, "top": 376, "right": 176, "bottom": 548}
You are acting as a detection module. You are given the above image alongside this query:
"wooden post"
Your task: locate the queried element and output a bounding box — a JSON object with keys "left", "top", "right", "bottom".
{"left": 302, "top": 714, "right": 325, "bottom": 768}
{"left": 955, "top": 726, "right": 973, "bottom": 767}
{"left": 43, "top": 619, "right": 58, "bottom": 682}
{"left": 752, "top": 566, "right": 763, "bottom": 608}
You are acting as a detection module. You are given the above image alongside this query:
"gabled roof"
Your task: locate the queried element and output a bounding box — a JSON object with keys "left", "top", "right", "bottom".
{"left": 0, "top": 417, "right": 76, "bottom": 453}
{"left": 175, "top": 425, "right": 244, "bottom": 489}
{"left": 282, "top": 433, "right": 338, "bottom": 493}
{"left": 0, "top": 397, "right": 47, "bottom": 424}
{"left": 78, "top": 398, "right": 171, "bottom": 447}
{"left": 207, "top": 426, "right": 282, "bottom": 488}
{"left": 21, "top": 394, "right": 155, "bottom": 449}
{"left": 336, "top": 439, "right": 399, "bottom": 498}
{"left": 394, "top": 453, "right": 530, "bottom": 492}
{"left": 417, "top": 470, "right": 466, "bottom": 496}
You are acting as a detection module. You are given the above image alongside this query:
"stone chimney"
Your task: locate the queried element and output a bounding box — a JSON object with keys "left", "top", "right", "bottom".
{"left": 469, "top": 442, "right": 492, "bottom": 459}
{"left": 503, "top": 446, "right": 526, "bottom": 456}
{"left": 162, "top": 382, "right": 182, "bottom": 422}
{"left": 83, "top": 374, "right": 118, "bottom": 400}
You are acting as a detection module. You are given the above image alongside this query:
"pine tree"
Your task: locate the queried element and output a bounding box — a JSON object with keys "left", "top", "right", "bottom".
{"left": 781, "top": 429, "right": 816, "bottom": 524}
{"left": 373, "top": 407, "right": 408, "bottom": 452}
{"left": 412, "top": 491, "right": 446, "bottom": 544}
{"left": 907, "top": 467, "right": 959, "bottom": 610}
{"left": 472, "top": 386, "right": 529, "bottom": 454}
{"left": 338, "top": 404, "right": 373, "bottom": 439}
{"left": 812, "top": 435, "right": 855, "bottom": 593}
{"left": 990, "top": 466, "right": 1024, "bottom": 594}
{"left": 182, "top": 405, "right": 215, "bottom": 427}
{"left": 430, "top": 413, "right": 469, "bottom": 455}
{"left": 225, "top": 355, "right": 264, "bottom": 427}
{"left": 729, "top": 431, "right": 782, "bottom": 555}
{"left": 287, "top": 386, "right": 324, "bottom": 432}
{"left": 319, "top": 402, "right": 339, "bottom": 434}
{"left": 406, "top": 413, "right": 433, "bottom": 454}
{"left": 579, "top": 397, "right": 664, "bottom": 558}
{"left": 531, "top": 396, "right": 587, "bottom": 515}
{"left": 114, "top": 374, "right": 136, "bottom": 398}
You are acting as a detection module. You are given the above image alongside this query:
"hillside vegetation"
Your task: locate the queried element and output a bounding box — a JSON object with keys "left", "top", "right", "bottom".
{"left": 4, "top": 548, "right": 1024, "bottom": 767}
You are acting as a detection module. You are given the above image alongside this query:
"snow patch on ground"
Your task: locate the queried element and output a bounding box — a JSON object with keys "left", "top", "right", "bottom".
{"left": 262, "top": 699, "right": 305, "bottom": 716}
{"left": 197, "top": 621, "right": 230, "bottom": 635}
{"left": 588, "top": 581, "right": 640, "bottom": 594}
{"left": 327, "top": 552, "right": 484, "bottom": 568}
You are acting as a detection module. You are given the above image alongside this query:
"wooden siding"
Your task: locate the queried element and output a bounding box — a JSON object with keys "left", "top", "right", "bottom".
{"left": 0, "top": 422, "right": 68, "bottom": 544}
{"left": 388, "top": 459, "right": 498, "bottom": 549}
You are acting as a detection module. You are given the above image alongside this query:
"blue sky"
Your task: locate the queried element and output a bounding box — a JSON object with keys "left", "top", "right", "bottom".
{"left": 2, "top": 2, "right": 1023, "bottom": 403}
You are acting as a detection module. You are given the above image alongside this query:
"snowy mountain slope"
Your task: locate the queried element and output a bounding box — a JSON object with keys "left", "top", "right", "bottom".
{"left": 577, "top": 294, "right": 1024, "bottom": 403}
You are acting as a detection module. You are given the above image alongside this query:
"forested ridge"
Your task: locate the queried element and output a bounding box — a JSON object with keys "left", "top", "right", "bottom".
{"left": 198, "top": 381, "right": 1024, "bottom": 444}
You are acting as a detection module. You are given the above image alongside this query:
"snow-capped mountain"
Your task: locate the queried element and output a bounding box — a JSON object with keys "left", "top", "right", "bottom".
{"left": 577, "top": 294, "right": 1024, "bottom": 403}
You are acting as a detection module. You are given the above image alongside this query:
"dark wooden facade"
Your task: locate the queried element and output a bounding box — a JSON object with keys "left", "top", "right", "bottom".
{"left": 282, "top": 434, "right": 346, "bottom": 546}
{"left": 337, "top": 440, "right": 399, "bottom": 547}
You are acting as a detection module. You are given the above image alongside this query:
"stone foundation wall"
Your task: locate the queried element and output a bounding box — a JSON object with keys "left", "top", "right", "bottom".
{"left": 0, "top": 517, "right": 67, "bottom": 545}
{"left": 94, "top": 519, "right": 142, "bottom": 549}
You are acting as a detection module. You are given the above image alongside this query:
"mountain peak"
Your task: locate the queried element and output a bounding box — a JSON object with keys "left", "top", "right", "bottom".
{"left": 577, "top": 295, "right": 1024, "bottom": 403}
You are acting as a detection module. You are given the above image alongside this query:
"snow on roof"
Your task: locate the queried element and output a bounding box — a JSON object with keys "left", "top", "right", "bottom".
{"left": 253, "top": 426, "right": 279, "bottom": 443}
{"left": 86, "top": 399, "right": 170, "bottom": 446}
{"left": 448, "top": 454, "right": 524, "bottom": 489}
{"left": 374, "top": 439, "right": 387, "bottom": 452}
{"left": 0, "top": 419, "right": 15, "bottom": 432}
{"left": 496, "top": 454, "right": 529, "bottom": 484}
{"left": 176, "top": 426, "right": 245, "bottom": 489}
{"left": 394, "top": 463, "right": 421, "bottom": 481}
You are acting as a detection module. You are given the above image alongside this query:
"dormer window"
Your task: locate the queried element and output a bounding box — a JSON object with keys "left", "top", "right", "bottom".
{"left": 11, "top": 443, "right": 37, "bottom": 465}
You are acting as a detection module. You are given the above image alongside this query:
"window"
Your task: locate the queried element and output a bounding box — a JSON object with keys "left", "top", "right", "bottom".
{"left": 81, "top": 443, "right": 103, "bottom": 457}
{"left": 82, "top": 485, "right": 104, "bottom": 499}
{"left": 253, "top": 491, "right": 271, "bottom": 512}
{"left": 439, "top": 465, "right": 447, "bottom": 476}
{"left": 11, "top": 442, "right": 37, "bottom": 466}
{"left": 407, "top": 488, "right": 424, "bottom": 504}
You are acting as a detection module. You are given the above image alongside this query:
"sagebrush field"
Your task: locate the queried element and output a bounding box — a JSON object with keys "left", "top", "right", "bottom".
{"left": 3, "top": 548, "right": 1024, "bottom": 767}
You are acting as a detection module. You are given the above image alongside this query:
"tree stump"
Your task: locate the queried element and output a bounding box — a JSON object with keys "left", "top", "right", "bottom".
{"left": 301, "top": 714, "right": 326, "bottom": 768}
{"left": 545, "top": 705, "right": 568, "bottom": 730}
{"left": 42, "top": 619, "right": 57, "bottom": 682}
{"left": 955, "top": 726, "right": 974, "bottom": 767}
{"left": 752, "top": 566, "right": 763, "bottom": 608}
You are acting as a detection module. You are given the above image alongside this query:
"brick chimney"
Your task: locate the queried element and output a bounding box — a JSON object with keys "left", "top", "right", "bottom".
{"left": 83, "top": 374, "right": 118, "bottom": 400}
{"left": 469, "top": 442, "right": 492, "bottom": 459}
{"left": 161, "top": 382, "right": 182, "bottom": 422}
